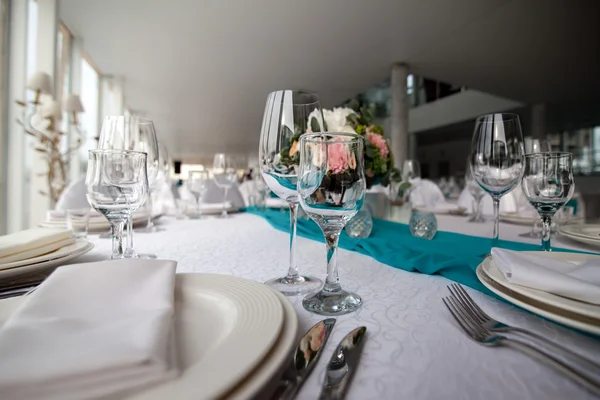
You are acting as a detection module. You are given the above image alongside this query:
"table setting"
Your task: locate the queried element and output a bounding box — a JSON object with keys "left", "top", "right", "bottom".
{"left": 0, "top": 92, "right": 600, "bottom": 400}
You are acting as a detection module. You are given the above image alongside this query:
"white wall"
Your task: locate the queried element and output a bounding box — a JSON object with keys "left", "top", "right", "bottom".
{"left": 409, "top": 90, "right": 523, "bottom": 133}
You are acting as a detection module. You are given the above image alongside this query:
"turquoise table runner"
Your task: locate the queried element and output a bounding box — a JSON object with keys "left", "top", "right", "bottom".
{"left": 247, "top": 207, "right": 586, "bottom": 295}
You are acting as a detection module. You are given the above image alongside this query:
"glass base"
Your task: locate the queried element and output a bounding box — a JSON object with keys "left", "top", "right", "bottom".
{"left": 468, "top": 215, "right": 485, "bottom": 223}
{"left": 302, "top": 288, "right": 362, "bottom": 316}
{"left": 136, "top": 225, "right": 165, "bottom": 233}
{"left": 265, "top": 275, "right": 321, "bottom": 296}
{"left": 519, "top": 230, "right": 541, "bottom": 238}
{"left": 123, "top": 251, "right": 157, "bottom": 259}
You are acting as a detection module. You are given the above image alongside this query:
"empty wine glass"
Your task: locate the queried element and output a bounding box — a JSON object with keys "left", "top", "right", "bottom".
{"left": 298, "top": 132, "right": 366, "bottom": 315}
{"left": 465, "top": 156, "right": 485, "bottom": 223}
{"left": 522, "top": 152, "right": 574, "bottom": 251}
{"left": 188, "top": 170, "right": 209, "bottom": 218}
{"left": 519, "top": 138, "right": 551, "bottom": 238}
{"left": 212, "top": 153, "right": 237, "bottom": 218}
{"left": 471, "top": 113, "right": 524, "bottom": 249}
{"left": 402, "top": 159, "right": 421, "bottom": 201}
{"left": 85, "top": 150, "right": 148, "bottom": 259}
{"left": 98, "top": 116, "right": 160, "bottom": 258}
{"left": 259, "top": 89, "right": 323, "bottom": 296}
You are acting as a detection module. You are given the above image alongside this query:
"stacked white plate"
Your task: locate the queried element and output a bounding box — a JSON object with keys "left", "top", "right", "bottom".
{"left": 0, "top": 273, "right": 298, "bottom": 399}
{"left": 559, "top": 224, "right": 600, "bottom": 248}
{"left": 182, "top": 202, "right": 240, "bottom": 216}
{"left": 40, "top": 210, "right": 149, "bottom": 232}
{"left": 499, "top": 212, "right": 583, "bottom": 226}
{"left": 476, "top": 252, "right": 600, "bottom": 335}
{"left": 0, "top": 239, "right": 94, "bottom": 280}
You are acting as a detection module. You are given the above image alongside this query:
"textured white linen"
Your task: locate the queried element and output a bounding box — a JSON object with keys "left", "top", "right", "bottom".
{"left": 48, "top": 215, "right": 600, "bottom": 400}
{"left": 0, "top": 259, "right": 178, "bottom": 400}
{"left": 491, "top": 247, "right": 600, "bottom": 304}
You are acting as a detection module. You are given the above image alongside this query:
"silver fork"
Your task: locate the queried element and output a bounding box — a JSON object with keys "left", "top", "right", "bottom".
{"left": 448, "top": 283, "right": 600, "bottom": 373}
{"left": 443, "top": 295, "right": 600, "bottom": 396}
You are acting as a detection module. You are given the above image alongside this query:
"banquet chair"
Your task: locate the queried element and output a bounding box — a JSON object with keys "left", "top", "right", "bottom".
{"left": 202, "top": 179, "right": 245, "bottom": 209}
{"left": 409, "top": 179, "right": 446, "bottom": 208}
{"left": 55, "top": 177, "right": 90, "bottom": 210}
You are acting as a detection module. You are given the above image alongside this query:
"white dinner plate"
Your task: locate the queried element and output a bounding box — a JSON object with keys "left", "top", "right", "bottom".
{"left": 500, "top": 212, "right": 583, "bottom": 226}
{"left": 0, "top": 239, "right": 94, "bottom": 280}
{"left": 39, "top": 213, "right": 149, "bottom": 232}
{"left": 559, "top": 224, "right": 600, "bottom": 248}
{"left": 415, "top": 205, "right": 467, "bottom": 216}
{"left": 128, "top": 273, "right": 285, "bottom": 400}
{"left": 476, "top": 252, "right": 600, "bottom": 335}
{"left": 0, "top": 274, "right": 298, "bottom": 400}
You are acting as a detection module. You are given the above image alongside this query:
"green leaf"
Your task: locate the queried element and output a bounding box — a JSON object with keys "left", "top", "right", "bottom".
{"left": 365, "top": 146, "right": 376, "bottom": 158}
{"left": 399, "top": 182, "right": 412, "bottom": 191}
{"left": 282, "top": 125, "right": 294, "bottom": 140}
{"left": 380, "top": 174, "right": 390, "bottom": 187}
{"left": 310, "top": 117, "right": 321, "bottom": 133}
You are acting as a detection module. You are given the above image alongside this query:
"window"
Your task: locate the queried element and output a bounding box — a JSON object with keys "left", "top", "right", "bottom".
{"left": 79, "top": 55, "right": 99, "bottom": 172}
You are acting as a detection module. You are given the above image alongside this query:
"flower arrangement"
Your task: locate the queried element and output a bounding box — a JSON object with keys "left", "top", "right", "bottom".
{"left": 279, "top": 102, "right": 409, "bottom": 197}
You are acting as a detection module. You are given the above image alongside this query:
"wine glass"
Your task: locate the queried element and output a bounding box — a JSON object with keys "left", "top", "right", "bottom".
{"left": 212, "top": 154, "right": 237, "bottom": 218}
{"left": 471, "top": 113, "right": 524, "bottom": 249}
{"left": 465, "top": 156, "right": 485, "bottom": 223}
{"left": 133, "top": 121, "right": 162, "bottom": 233}
{"left": 522, "top": 152, "right": 574, "bottom": 251}
{"left": 259, "top": 89, "right": 323, "bottom": 296}
{"left": 85, "top": 150, "right": 148, "bottom": 259}
{"left": 298, "top": 132, "right": 366, "bottom": 315}
{"left": 188, "top": 170, "right": 209, "bottom": 218}
{"left": 519, "top": 138, "right": 551, "bottom": 238}
{"left": 98, "top": 116, "right": 160, "bottom": 258}
{"left": 402, "top": 159, "right": 421, "bottom": 201}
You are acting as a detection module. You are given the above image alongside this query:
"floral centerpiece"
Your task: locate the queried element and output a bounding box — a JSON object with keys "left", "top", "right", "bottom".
{"left": 278, "top": 102, "right": 409, "bottom": 198}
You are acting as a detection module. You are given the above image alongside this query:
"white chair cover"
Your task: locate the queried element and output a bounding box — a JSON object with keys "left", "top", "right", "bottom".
{"left": 187, "top": 179, "right": 245, "bottom": 209}
{"left": 457, "top": 185, "right": 528, "bottom": 215}
{"left": 55, "top": 177, "right": 90, "bottom": 210}
{"left": 409, "top": 179, "right": 446, "bottom": 208}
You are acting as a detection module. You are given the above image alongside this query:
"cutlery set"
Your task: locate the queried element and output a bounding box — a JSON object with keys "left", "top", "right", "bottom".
{"left": 272, "top": 319, "right": 367, "bottom": 400}
{"left": 443, "top": 283, "right": 600, "bottom": 396}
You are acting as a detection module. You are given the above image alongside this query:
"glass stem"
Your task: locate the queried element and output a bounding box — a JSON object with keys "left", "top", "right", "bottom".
{"left": 286, "top": 202, "right": 299, "bottom": 279}
{"left": 541, "top": 216, "right": 552, "bottom": 251}
{"left": 323, "top": 229, "right": 342, "bottom": 293}
{"left": 533, "top": 217, "right": 540, "bottom": 234}
{"left": 476, "top": 196, "right": 483, "bottom": 220}
{"left": 124, "top": 216, "right": 135, "bottom": 257}
{"left": 111, "top": 220, "right": 126, "bottom": 259}
{"left": 146, "top": 192, "right": 154, "bottom": 228}
{"left": 222, "top": 187, "right": 229, "bottom": 217}
{"left": 492, "top": 198, "right": 500, "bottom": 248}
{"left": 196, "top": 195, "right": 201, "bottom": 217}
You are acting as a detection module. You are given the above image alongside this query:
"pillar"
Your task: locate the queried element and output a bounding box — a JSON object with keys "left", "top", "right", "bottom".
{"left": 391, "top": 63, "right": 409, "bottom": 169}
{"left": 27, "top": 0, "right": 57, "bottom": 227}
{"left": 5, "top": 0, "right": 28, "bottom": 232}
{"left": 68, "top": 36, "right": 83, "bottom": 181}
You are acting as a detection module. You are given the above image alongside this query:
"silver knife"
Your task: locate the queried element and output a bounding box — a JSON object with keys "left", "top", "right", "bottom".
{"left": 272, "top": 318, "right": 336, "bottom": 400}
{"left": 318, "top": 326, "right": 367, "bottom": 400}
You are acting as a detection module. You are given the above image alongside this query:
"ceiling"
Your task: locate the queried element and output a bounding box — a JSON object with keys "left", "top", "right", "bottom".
{"left": 59, "top": 0, "right": 600, "bottom": 161}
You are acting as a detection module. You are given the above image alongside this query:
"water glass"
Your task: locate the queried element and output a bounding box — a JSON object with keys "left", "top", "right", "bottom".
{"left": 345, "top": 208, "right": 373, "bottom": 238}
{"left": 470, "top": 113, "right": 524, "bottom": 248}
{"left": 188, "top": 170, "right": 209, "bottom": 219}
{"left": 298, "top": 132, "right": 366, "bottom": 316}
{"left": 521, "top": 152, "right": 574, "bottom": 251}
{"left": 465, "top": 157, "right": 485, "bottom": 223}
{"left": 409, "top": 211, "right": 437, "bottom": 240}
{"left": 85, "top": 150, "right": 149, "bottom": 259}
{"left": 66, "top": 208, "right": 90, "bottom": 238}
{"left": 213, "top": 154, "right": 238, "bottom": 218}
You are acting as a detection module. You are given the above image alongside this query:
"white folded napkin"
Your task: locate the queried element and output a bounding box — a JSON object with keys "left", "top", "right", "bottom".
{"left": 0, "top": 237, "right": 75, "bottom": 266}
{"left": 491, "top": 248, "right": 600, "bottom": 305}
{"left": 0, "top": 228, "right": 73, "bottom": 261}
{"left": 0, "top": 258, "right": 179, "bottom": 400}
{"left": 265, "top": 197, "right": 289, "bottom": 208}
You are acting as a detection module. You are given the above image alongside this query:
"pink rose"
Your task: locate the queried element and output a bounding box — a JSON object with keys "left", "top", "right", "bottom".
{"left": 366, "top": 131, "right": 389, "bottom": 159}
{"left": 327, "top": 137, "right": 353, "bottom": 173}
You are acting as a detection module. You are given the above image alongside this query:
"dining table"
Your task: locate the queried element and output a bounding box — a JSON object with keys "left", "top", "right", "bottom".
{"left": 72, "top": 211, "right": 600, "bottom": 400}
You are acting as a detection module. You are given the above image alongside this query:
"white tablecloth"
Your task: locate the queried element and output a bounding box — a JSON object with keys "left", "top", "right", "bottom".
{"left": 75, "top": 213, "right": 600, "bottom": 400}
